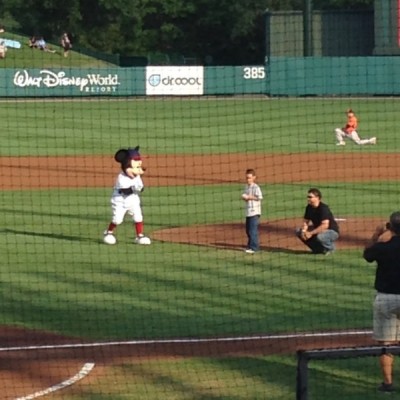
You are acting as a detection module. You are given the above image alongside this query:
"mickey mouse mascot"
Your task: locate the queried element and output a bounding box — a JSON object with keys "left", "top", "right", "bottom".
{"left": 103, "top": 146, "right": 151, "bottom": 245}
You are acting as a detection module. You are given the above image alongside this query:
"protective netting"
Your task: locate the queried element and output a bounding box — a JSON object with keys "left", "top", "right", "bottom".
{"left": 1, "top": 10, "right": 400, "bottom": 399}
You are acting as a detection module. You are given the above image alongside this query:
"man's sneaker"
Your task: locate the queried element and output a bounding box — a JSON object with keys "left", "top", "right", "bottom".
{"left": 378, "top": 382, "right": 395, "bottom": 393}
{"left": 370, "top": 137, "right": 377, "bottom": 145}
{"left": 336, "top": 142, "right": 346, "bottom": 146}
{"left": 245, "top": 249, "right": 255, "bottom": 254}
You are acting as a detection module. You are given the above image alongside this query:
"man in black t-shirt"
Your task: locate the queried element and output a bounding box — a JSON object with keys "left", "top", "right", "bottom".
{"left": 296, "top": 188, "right": 339, "bottom": 254}
{"left": 364, "top": 211, "right": 400, "bottom": 393}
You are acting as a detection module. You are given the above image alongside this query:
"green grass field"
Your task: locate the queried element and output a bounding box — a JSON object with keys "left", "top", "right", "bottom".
{"left": 1, "top": 97, "right": 399, "bottom": 156}
{"left": 4, "top": 182, "right": 395, "bottom": 339}
{"left": 63, "top": 356, "right": 383, "bottom": 400}
{"left": 2, "top": 96, "right": 400, "bottom": 399}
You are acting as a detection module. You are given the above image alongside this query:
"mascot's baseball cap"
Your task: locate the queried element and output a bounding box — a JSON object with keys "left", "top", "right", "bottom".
{"left": 389, "top": 211, "right": 400, "bottom": 234}
{"left": 128, "top": 146, "right": 141, "bottom": 161}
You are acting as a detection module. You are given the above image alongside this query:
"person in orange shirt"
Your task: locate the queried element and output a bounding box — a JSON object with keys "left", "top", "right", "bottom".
{"left": 335, "top": 109, "right": 376, "bottom": 146}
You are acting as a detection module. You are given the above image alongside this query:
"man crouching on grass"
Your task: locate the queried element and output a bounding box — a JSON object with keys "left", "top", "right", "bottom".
{"left": 295, "top": 188, "right": 339, "bottom": 255}
{"left": 364, "top": 211, "right": 400, "bottom": 393}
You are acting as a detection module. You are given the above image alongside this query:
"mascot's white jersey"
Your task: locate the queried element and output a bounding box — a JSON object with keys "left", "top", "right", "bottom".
{"left": 113, "top": 172, "right": 144, "bottom": 194}
{"left": 110, "top": 172, "right": 144, "bottom": 224}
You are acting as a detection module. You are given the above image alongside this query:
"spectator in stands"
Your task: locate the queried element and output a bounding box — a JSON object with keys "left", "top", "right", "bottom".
{"left": 0, "top": 40, "right": 6, "bottom": 59}
{"left": 29, "top": 36, "right": 38, "bottom": 48}
{"left": 60, "top": 32, "right": 72, "bottom": 57}
{"left": 29, "top": 36, "right": 55, "bottom": 53}
{"left": 363, "top": 211, "right": 400, "bottom": 393}
{"left": 36, "top": 37, "right": 55, "bottom": 53}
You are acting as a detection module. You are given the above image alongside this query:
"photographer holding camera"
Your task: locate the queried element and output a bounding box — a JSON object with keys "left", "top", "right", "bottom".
{"left": 364, "top": 211, "right": 400, "bottom": 393}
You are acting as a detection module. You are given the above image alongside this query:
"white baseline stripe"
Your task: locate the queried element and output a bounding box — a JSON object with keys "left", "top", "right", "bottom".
{"left": 15, "top": 362, "right": 95, "bottom": 400}
{"left": 0, "top": 330, "right": 372, "bottom": 353}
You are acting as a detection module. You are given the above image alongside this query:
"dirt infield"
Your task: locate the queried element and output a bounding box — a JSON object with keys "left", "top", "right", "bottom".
{"left": 152, "top": 217, "right": 386, "bottom": 251}
{"left": 1, "top": 152, "right": 400, "bottom": 189}
{"left": 1, "top": 151, "right": 398, "bottom": 398}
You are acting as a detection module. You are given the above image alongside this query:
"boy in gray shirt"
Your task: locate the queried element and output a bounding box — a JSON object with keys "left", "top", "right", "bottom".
{"left": 242, "top": 169, "right": 263, "bottom": 254}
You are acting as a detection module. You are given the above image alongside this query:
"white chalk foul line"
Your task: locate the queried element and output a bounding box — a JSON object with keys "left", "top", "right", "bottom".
{"left": 0, "top": 330, "right": 372, "bottom": 353}
{"left": 15, "top": 362, "right": 95, "bottom": 400}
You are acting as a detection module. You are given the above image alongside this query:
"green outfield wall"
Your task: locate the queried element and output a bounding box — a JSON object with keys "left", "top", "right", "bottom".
{"left": 268, "top": 57, "right": 400, "bottom": 96}
{"left": 0, "top": 59, "right": 399, "bottom": 97}
{"left": 204, "top": 66, "right": 267, "bottom": 94}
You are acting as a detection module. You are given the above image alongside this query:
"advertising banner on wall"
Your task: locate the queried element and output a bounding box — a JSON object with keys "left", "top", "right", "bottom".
{"left": 146, "top": 66, "right": 204, "bottom": 95}
{"left": 3, "top": 68, "right": 146, "bottom": 96}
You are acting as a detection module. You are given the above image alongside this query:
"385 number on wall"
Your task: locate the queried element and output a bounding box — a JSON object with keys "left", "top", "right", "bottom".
{"left": 243, "top": 67, "right": 266, "bottom": 79}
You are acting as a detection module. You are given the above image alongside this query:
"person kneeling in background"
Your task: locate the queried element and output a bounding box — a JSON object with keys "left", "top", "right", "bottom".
{"left": 334, "top": 108, "right": 376, "bottom": 146}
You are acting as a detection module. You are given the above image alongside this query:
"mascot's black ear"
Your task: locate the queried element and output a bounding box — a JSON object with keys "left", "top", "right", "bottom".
{"left": 114, "top": 149, "right": 129, "bottom": 163}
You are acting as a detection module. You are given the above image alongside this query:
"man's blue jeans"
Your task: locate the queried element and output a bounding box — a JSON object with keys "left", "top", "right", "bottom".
{"left": 296, "top": 228, "right": 339, "bottom": 253}
{"left": 246, "top": 215, "right": 260, "bottom": 251}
